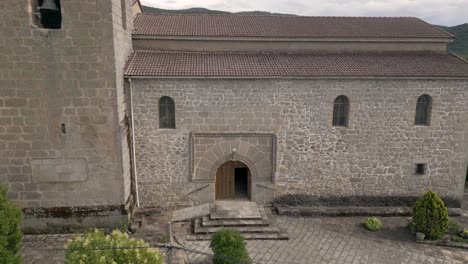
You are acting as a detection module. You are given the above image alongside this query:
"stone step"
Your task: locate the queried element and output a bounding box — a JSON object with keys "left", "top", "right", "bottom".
{"left": 201, "top": 215, "right": 269, "bottom": 227}
{"left": 210, "top": 211, "right": 262, "bottom": 220}
{"left": 186, "top": 232, "right": 289, "bottom": 241}
{"left": 211, "top": 201, "right": 262, "bottom": 220}
{"left": 194, "top": 218, "right": 279, "bottom": 234}
{"left": 210, "top": 205, "right": 266, "bottom": 221}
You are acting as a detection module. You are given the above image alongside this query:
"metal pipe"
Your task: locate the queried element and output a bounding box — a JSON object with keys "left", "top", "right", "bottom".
{"left": 129, "top": 78, "right": 140, "bottom": 207}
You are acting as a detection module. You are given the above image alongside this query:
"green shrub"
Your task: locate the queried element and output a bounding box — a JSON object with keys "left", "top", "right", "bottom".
{"left": 210, "top": 228, "right": 251, "bottom": 264}
{"left": 447, "top": 218, "right": 463, "bottom": 235}
{"left": 65, "top": 229, "right": 163, "bottom": 264}
{"left": 452, "top": 235, "right": 468, "bottom": 244}
{"left": 412, "top": 191, "right": 448, "bottom": 240}
{"left": 0, "top": 185, "right": 22, "bottom": 264}
{"left": 363, "top": 217, "right": 383, "bottom": 232}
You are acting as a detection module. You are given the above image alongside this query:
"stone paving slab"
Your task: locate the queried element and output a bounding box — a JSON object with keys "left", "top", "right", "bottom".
{"left": 21, "top": 215, "right": 468, "bottom": 264}
{"left": 172, "top": 203, "right": 211, "bottom": 222}
{"left": 181, "top": 216, "right": 468, "bottom": 264}
{"left": 21, "top": 234, "right": 72, "bottom": 264}
{"left": 213, "top": 200, "right": 262, "bottom": 219}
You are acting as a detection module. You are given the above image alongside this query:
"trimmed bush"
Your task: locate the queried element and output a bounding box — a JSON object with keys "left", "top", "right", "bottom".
{"left": 363, "top": 217, "right": 382, "bottom": 232}
{"left": 210, "top": 228, "right": 251, "bottom": 264}
{"left": 0, "top": 185, "right": 22, "bottom": 264}
{"left": 412, "top": 191, "right": 448, "bottom": 240}
{"left": 65, "top": 229, "right": 163, "bottom": 264}
{"left": 447, "top": 218, "right": 463, "bottom": 235}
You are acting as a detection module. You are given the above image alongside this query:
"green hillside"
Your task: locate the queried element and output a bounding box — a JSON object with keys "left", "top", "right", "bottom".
{"left": 142, "top": 6, "right": 293, "bottom": 16}
{"left": 436, "top": 24, "right": 468, "bottom": 59}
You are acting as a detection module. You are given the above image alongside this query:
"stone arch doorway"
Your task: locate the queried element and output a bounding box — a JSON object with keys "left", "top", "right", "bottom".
{"left": 215, "top": 161, "right": 251, "bottom": 200}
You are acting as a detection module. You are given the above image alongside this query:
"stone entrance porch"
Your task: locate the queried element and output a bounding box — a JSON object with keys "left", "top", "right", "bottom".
{"left": 188, "top": 133, "right": 278, "bottom": 205}
{"left": 187, "top": 200, "right": 288, "bottom": 240}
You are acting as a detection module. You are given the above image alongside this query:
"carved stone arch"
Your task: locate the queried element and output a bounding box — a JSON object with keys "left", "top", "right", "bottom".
{"left": 189, "top": 132, "right": 277, "bottom": 204}
{"left": 190, "top": 133, "right": 276, "bottom": 182}
{"left": 195, "top": 139, "right": 271, "bottom": 181}
{"left": 209, "top": 153, "right": 259, "bottom": 180}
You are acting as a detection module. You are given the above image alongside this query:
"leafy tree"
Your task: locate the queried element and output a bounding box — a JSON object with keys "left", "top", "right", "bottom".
{"left": 0, "top": 185, "right": 22, "bottom": 264}
{"left": 65, "top": 229, "right": 163, "bottom": 264}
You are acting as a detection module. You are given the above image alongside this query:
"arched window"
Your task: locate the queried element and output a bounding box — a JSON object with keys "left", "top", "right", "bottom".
{"left": 159, "top": 96, "right": 175, "bottom": 129}
{"left": 332, "top": 95, "right": 349, "bottom": 127}
{"left": 415, "top": 94, "right": 432, "bottom": 125}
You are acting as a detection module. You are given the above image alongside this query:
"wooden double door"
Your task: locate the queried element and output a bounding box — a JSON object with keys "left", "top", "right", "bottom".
{"left": 215, "top": 161, "right": 251, "bottom": 200}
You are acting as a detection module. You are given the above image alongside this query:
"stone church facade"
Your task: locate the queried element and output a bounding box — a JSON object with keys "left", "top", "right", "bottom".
{"left": 127, "top": 15, "right": 468, "bottom": 210}
{"left": 1, "top": 1, "right": 468, "bottom": 230}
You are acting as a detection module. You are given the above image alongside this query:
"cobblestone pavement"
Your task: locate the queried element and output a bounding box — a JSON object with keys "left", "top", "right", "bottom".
{"left": 21, "top": 215, "right": 468, "bottom": 264}
{"left": 21, "top": 234, "right": 72, "bottom": 264}
{"left": 180, "top": 216, "right": 468, "bottom": 264}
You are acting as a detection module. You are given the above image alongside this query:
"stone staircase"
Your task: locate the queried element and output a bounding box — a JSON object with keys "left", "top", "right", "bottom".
{"left": 186, "top": 201, "right": 288, "bottom": 240}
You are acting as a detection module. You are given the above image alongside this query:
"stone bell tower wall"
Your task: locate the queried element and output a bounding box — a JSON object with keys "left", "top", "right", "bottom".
{"left": 0, "top": 0, "right": 133, "bottom": 232}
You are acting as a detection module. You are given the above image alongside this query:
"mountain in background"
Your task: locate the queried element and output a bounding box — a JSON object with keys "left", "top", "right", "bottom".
{"left": 436, "top": 24, "right": 468, "bottom": 59}
{"left": 142, "top": 6, "right": 294, "bottom": 16}
{"left": 142, "top": 6, "right": 468, "bottom": 60}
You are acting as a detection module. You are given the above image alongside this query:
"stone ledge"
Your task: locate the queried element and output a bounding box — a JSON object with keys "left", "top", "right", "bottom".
{"left": 276, "top": 206, "right": 461, "bottom": 217}
{"left": 272, "top": 194, "right": 462, "bottom": 208}
{"left": 416, "top": 239, "right": 468, "bottom": 250}
{"left": 21, "top": 205, "right": 128, "bottom": 234}
{"left": 22, "top": 205, "right": 127, "bottom": 218}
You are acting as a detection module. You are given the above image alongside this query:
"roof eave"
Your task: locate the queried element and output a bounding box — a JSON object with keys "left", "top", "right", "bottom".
{"left": 131, "top": 35, "right": 454, "bottom": 43}
{"left": 124, "top": 75, "right": 468, "bottom": 80}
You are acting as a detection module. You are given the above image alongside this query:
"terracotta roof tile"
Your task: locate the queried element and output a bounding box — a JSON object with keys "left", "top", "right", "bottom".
{"left": 133, "top": 14, "right": 453, "bottom": 39}
{"left": 124, "top": 51, "right": 468, "bottom": 77}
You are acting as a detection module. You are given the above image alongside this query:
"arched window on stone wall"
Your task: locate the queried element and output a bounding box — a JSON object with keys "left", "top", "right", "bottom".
{"left": 159, "top": 96, "right": 175, "bottom": 129}
{"left": 332, "top": 95, "right": 349, "bottom": 127}
{"left": 415, "top": 94, "right": 432, "bottom": 125}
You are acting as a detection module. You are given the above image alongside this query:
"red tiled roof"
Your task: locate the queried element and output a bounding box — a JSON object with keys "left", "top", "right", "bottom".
{"left": 133, "top": 14, "right": 453, "bottom": 39}
{"left": 124, "top": 51, "right": 468, "bottom": 77}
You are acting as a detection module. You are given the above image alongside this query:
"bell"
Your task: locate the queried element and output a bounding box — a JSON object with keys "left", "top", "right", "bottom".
{"left": 39, "top": 0, "right": 59, "bottom": 10}
{"left": 39, "top": 0, "right": 62, "bottom": 29}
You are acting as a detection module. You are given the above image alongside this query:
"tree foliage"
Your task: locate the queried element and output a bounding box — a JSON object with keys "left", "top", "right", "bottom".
{"left": 0, "top": 185, "right": 22, "bottom": 264}
{"left": 65, "top": 229, "right": 163, "bottom": 264}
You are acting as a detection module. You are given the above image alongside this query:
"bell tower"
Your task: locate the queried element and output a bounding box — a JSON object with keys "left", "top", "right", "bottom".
{"left": 0, "top": 0, "right": 134, "bottom": 232}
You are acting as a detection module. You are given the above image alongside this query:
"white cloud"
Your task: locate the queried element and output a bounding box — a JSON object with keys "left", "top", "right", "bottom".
{"left": 141, "top": 0, "right": 468, "bottom": 26}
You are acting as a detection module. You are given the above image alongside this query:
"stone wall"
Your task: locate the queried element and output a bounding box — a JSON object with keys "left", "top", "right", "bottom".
{"left": 0, "top": 0, "right": 133, "bottom": 224}
{"left": 131, "top": 78, "right": 468, "bottom": 209}
{"left": 111, "top": 0, "right": 134, "bottom": 204}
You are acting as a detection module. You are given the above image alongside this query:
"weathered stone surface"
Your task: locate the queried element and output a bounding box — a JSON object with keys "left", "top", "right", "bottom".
{"left": 172, "top": 203, "right": 211, "bottom": 222}
{"left": 31, "top": 159, "right": 88, "bottom": 183}
{"left": 132, "top": 78, "right": 468, "bottom": 209}
{"left": 0, "top": 0, "right": 134, "bottom": 229}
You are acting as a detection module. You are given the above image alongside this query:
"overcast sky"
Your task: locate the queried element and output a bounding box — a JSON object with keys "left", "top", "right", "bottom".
{"left": 141, "top": 0, "right": 468, "bottom": 26}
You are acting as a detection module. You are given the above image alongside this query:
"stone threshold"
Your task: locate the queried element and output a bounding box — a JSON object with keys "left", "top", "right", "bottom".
{"left": 276, "top": 206, "right": 461, "bottom": 217}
